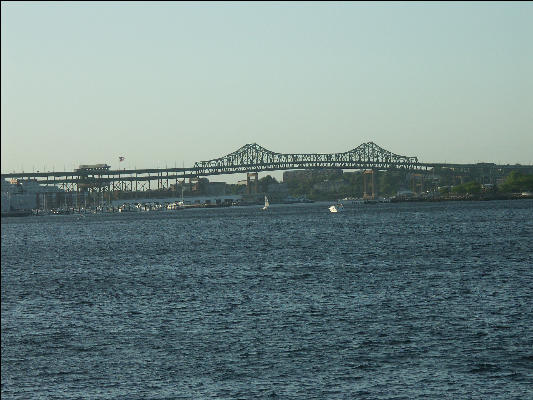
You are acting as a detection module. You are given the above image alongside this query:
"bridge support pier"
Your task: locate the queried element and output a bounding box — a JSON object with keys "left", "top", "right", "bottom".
{"left": 363, "top": 170, "right": 375, "bottom": 200}
{"left": 247, "top": 172, "right": 258, "bottom": 194}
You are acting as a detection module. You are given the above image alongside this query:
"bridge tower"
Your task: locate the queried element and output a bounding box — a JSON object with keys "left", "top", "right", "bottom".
{"left": 363, "top": 170, "right": 375, "bottom": 200}
{"left": 246, "top": 172, "right": 258, "bottom": 194}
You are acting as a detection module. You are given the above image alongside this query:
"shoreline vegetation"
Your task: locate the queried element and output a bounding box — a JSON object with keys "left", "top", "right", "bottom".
{"left": 391, "top": 192, "right": 533, "bottom": 203}
{"left": 247, "top": 170, "right": 533, "bottom": 204}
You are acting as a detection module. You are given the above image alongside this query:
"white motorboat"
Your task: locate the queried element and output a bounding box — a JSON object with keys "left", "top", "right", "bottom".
{"left": 329, "top": 203, "right": 344, "bottom": 213}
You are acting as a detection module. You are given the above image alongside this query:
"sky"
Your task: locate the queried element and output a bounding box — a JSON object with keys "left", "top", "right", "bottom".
{"left": 2, "top": 1, "right": 532, "bottom": 182}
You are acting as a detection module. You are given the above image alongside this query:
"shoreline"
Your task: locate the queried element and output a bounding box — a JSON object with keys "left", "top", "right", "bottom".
{"left": 389, "top": 193, "right": 533, "bottom": 203}
{"left": 2, "top": 195, "right": 533, "bottom": 219}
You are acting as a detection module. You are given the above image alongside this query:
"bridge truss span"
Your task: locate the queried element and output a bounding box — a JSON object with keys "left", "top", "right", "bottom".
{"left": 5, "top": 141, "right": 530, "bottom": 193}
{"left": 193, "top": 141, "right": 421, "bottom": 176}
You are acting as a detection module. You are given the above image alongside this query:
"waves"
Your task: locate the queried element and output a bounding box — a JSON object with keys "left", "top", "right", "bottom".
{"left": 2, "top": 200, "right": 533, "bottom": 398}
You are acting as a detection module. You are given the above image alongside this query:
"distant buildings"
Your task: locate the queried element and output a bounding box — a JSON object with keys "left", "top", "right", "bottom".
{"left": 169, "top": 178, "right": 227, "bottom": 196}
{"left": 283, "top": 169, "right": 342, "bottom": 183}
{"left": 1, "top": 179, "right": 61, "bottom": 211}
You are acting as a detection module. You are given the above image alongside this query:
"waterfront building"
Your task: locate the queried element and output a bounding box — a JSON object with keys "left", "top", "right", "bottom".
{"left": 1, "top": 179, "right": 62, "bottom": 211}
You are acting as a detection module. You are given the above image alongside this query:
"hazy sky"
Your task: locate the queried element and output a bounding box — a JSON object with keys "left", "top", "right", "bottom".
{"left": 2, "top": 1, "right": 532, "bottom": 182}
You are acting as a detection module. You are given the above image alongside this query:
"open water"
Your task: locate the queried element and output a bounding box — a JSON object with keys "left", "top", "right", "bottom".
{"left": 2, "top": 200, "right": 533, "bottom": 399}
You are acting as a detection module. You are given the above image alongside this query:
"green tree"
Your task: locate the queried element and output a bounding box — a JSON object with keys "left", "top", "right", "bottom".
{"left": 499, "top": 172, "right": 533, "bottom": 193}
{"left": 452, "top": 181, "right": 481, "bottom": 194}
{"left": 258, "top": 175, "right": 278, "bottom": 193}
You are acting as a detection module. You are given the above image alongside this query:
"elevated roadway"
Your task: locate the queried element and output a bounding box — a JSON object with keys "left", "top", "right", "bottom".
{"left": 2, "top": 142, "right": 531, "bottom": 190}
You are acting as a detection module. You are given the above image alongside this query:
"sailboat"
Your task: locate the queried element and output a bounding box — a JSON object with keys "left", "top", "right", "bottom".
{"left": 262, "top": 196, "right": 270, "bottom": 210}
{"left": 176, "top": 181, "right": 185, "bottom": 208}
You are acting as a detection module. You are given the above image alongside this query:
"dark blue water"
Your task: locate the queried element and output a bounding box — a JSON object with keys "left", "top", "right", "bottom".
{"left": 2, "top": 200, "right": 533, "bottom": 399}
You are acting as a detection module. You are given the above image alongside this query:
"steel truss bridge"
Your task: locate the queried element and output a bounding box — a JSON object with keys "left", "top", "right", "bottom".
{"left": 1, "top": 142, "right": 530, "bottom": 193}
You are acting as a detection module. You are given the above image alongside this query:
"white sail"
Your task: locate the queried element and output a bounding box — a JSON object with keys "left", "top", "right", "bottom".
{"left": 262, "top": 196, "right": 269, "bottom": 210}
